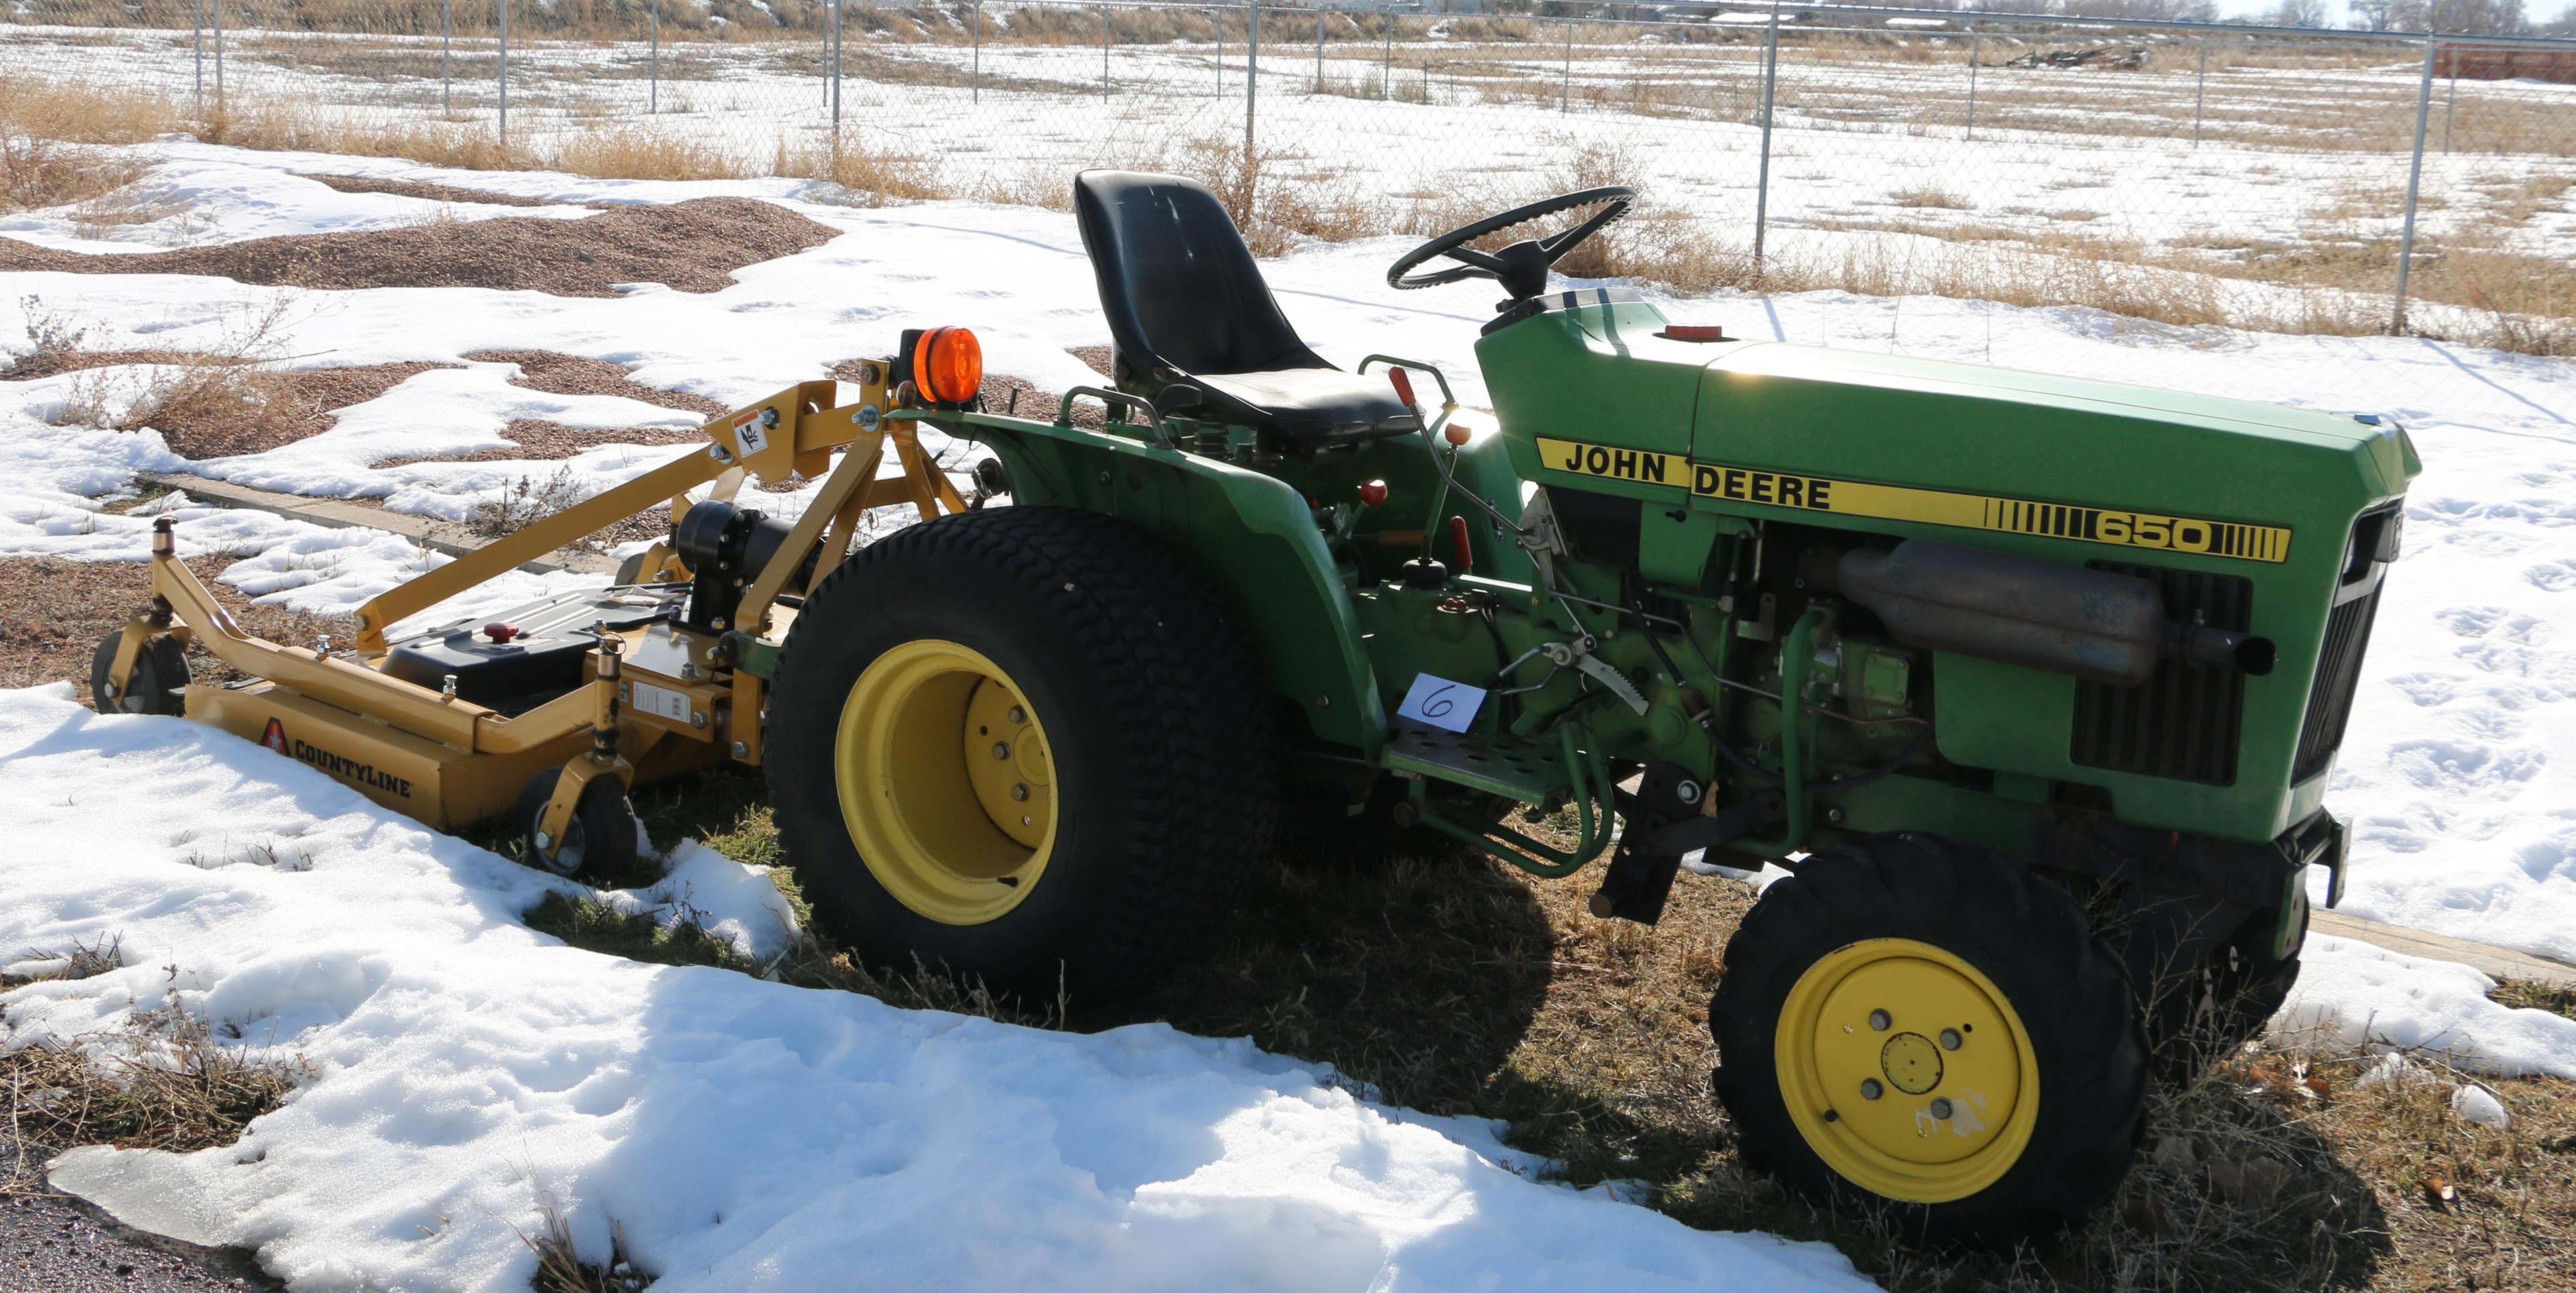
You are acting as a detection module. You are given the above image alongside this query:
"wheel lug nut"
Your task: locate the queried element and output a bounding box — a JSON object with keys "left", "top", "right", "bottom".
{"left": 1868, "top": 1009, "right": 1891, "bottom": 1032}
{"left": 1010, "top": 784, "right": 1030, "bottom": 801}
{"left": 1860, "top": 1079, "right": 1884, "bottom": 1100}
{"left": 1929, "top": 1097, "right": 1953, "bottom": 1120}
{"left": 1940, "top": 1028, "right": 1962, "bottom": 1051}
{"left": 991, "top": 742, "right": 1011, "bottom": 760}
{"left": 1008, "top": 705, "right": 1026, "bottom": 723}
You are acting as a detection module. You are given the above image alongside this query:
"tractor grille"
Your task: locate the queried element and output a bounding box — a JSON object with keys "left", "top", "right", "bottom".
{"left": 2070, "top": 564, "right": 2252, "bottom": 785}
{"left": 2293, "top": 585, "right": 2382, "bottom": 782}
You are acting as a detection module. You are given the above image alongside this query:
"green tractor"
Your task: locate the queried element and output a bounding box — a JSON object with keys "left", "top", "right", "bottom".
{"left": 755, "top": 173, "right": 2414, "bottom": 1243}
{"left": 84, "top": 154, "right": 2409, "bottom": 1241}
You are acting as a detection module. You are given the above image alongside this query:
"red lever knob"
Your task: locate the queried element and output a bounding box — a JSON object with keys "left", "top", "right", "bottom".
{"left": 1387, "top": 368, "right": 1417, "bottom": 409}
{"left": 1444, "top": 422, "right": 1470, "bottom": 447}
{"left": 1358, "top": 480, "right": 1389, "bottom": 507}
{"left": 484, "top": 622, "right": 521, "bottom": 643}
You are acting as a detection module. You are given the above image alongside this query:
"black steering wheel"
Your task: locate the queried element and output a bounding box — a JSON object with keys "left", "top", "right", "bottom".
{"left": 1385, "top": 187, "right": 1636, "bottom": 307}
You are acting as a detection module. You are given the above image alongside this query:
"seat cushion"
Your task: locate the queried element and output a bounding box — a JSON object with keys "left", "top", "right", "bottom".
{"left": 1195, "top": 366, "right": 1422, "bottom": 444}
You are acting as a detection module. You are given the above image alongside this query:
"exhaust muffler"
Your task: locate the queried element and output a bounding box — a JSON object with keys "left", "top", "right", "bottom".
{"left": 1834, "top": 539, "right": 2274, "bottom": 688}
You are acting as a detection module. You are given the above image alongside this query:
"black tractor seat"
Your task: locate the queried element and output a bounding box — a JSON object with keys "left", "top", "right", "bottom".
{"left": 1073, "top": 170, "right": 1422, "bottom": 448}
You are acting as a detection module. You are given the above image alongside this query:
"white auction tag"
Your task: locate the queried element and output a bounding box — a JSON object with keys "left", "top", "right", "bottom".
{"left": 1397, "top": 673, "right": 1486, "bottom": 733}
{"left": 631, "top": 680, "right": 694, "bottom": 725}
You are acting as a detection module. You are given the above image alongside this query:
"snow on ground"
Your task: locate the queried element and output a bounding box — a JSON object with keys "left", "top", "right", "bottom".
{"left": 2275, "top": 934, "right": 2576, "bottom": 1081}
{"left": 0, "top": 686, "right": 1874, "bottom": 1293}
{"left": 4, "top": 143, "right": 2576, "bottom": 1283}
{"left": 0, "top": 150, "right": 596, "bottom": 252}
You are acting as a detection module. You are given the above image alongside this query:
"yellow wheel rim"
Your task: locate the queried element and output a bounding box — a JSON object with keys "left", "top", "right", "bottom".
{"left": 833, "top": 639, "right": 1057, "bottom": 925}
{"left": 1775, "top": 938, "right": 2041, "bottom": 1204}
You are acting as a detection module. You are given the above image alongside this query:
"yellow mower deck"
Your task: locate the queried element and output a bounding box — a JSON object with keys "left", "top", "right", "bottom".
{"left": 101, "top": 360, "right": 966, "bottom": 850}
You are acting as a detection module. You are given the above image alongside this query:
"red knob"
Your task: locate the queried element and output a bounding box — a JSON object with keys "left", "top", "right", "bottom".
{"left": 1358, "top": 480, "right": 1389, "bottom": 507}
{"left": 1444, "top": 422, "right": 1471, "bottom": 447}
{"left": 1387, "top": 368, "right": 1417, "bottom": 409}
{"left": 484, "top": 622, "right": 521, "bottom": 643}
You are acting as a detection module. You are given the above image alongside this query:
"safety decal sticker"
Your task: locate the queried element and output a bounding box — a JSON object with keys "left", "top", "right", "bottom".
{"left": 1534, "top": 436, "right": 2292, "bottom": 564}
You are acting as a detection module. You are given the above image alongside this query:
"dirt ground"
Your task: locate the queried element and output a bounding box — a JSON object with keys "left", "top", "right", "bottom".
{"left": 0, "top": 554, "right": 342, "bottom": 701}
{"left": 369, "top": 349, "right": 731, "bottom": 468}
{"left": 0, "top": 198, "right": 837, "bottom": 296}
{"left": 299, "top": 173, "right": 588, "bottom": 210}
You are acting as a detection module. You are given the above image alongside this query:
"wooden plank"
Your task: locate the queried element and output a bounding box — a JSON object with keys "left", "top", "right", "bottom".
{"left": 2313, "top": 909, "right": 2576, "bottom": 990}
{"left": 143, "top": 472, "right": 619, "bottom": 575}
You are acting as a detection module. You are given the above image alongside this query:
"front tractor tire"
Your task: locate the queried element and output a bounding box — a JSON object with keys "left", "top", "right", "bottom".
{"left": 765, "top": 506, "right": 1279, "bottom": 1006}
{"left": 1710, "top": 833, "right": 2147, "bottom": 1246}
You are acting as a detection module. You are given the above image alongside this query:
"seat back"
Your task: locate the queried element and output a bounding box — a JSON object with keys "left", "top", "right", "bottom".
{"left": 1073, "top": 170, "right": 1326, "bottom": 384}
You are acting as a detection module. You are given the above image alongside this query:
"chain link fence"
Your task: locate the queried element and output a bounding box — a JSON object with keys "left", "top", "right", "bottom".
{"left": 6, "top": 0, "right": 2573, "bottom": 351}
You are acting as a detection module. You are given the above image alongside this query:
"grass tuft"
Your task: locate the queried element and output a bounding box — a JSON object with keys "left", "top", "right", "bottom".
{"left": 0, "top": 1008, "right": 309, "bottom": 1168}
{"left": 2490, "top": 979, "right": 2576, "bottom": 1021}
{"left": 517, "top": 1194, "right": 649, "bottom": 1293}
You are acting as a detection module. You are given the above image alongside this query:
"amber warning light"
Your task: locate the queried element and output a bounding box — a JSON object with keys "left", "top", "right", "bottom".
{"left": 910, "top": 326, "right": 984, "bottom": 405}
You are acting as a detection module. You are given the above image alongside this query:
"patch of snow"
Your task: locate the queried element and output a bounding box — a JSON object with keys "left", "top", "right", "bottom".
{"left": 2273, "top": 934, "right": 2576, "bottom": 1080}
{"left": 0, "top": 687, "right": 1875, "bottom": 1293}
{"left": 2452, "top": 1083, "right": 2510, "bottom": 1128}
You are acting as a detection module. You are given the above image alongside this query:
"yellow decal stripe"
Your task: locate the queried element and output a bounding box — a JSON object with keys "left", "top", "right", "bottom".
{"left": 1534, "top": 437, "right": 2290, "bottom": 564}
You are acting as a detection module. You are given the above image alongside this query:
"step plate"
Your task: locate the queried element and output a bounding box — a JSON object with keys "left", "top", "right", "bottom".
{"left": 1383, "top": 723, "right": 1569, "bottom": 805}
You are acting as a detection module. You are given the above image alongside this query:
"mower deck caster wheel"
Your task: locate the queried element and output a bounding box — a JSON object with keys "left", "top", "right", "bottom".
{"left": 90, "top": 631, "right": 189, "bottom": 716}
{"left": 513, "top": 768, "right": 639, "bottom": 882}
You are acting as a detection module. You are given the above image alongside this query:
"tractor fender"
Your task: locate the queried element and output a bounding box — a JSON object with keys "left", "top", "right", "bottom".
{"left": 923, "top": 412, "right": 1389, "bottom": 757}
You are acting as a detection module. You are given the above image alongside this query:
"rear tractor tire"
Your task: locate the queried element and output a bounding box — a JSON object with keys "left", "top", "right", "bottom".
{"left": 89, "top": 631, "right": 188, "bottom": 716}
{"left": 763, "top": 507, "right": 1279, "bottom": 1006}
{"left": 1710, "top": 832, "right": 2147, "bottom": 1246}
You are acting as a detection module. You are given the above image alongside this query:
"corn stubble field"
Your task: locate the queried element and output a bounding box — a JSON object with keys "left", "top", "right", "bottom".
{"left": 5, "top": 0, "right": 2574, "bottom": 353}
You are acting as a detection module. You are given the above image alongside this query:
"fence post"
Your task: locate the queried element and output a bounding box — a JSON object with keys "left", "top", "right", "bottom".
{"left": 1753, "top": 7, "right": 1778, "bottom": 276}
{"left": 1246, "top": 2, "right": 1259, "bottom": 161}
{"left": 648, "top": 0, "right": 658, "bottom": 114}
{"left": 1102, "top": 3, "right": 1110, "bottom": 99}
{"left": 440, "top": 0, "right": 451, "bottom": 115}
{"left": 1560, "top": 19, "right": 1570, "bottom": 113}
{"left": 2392, "top": 37, "right": 2436, "bottom": 335}
{"left": 2191, "top": 41, "right": 2208, "bottom": 148}
{"left": 1382, "top": 17, "right": 1390, "bottom": 101}
{"left": 2442, "top": 62, "right": 2456, "bottom": 154}
{"left": 830, "top": 0, "right": 841, "bottom": 134}
{"left": 1964, "top": 31, "right": 1978, "bottom": 140}
{"left": 971, "top": 0, "right": 981, "bottom": 103}
{"left": 498, "top": 0, "right": 508, "bottom": 151}
{"left": 212, "top": 0, "right": 223, "bottom": 118}
{"left": 193, "top": 0, "right": 203, "bottom": 111}
{"left": 1315, "top": 10, "right": 1323, "bottom": 95}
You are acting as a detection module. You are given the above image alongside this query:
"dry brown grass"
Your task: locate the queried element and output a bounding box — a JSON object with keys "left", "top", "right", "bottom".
{"left": 0, "top": 133, "right": 148, "bottom": 215}
{"left": 555, "top": 124, "right": 754, "bottom": 182}
{"left": 48, "top": 297, "right": 307, "bottom": 453}
{"left": 517, "top": 1194, "right": 649, "bottom": 1293}
{"left": 466, "top": 463, "right": 590, "bottom": 539}
{"left": 197, "top": 101, "right": 537, "bottom": 172}
{"left": 0, "top": 79, "right": 184, "bottom": 147}
{"left": 780, "top": 132, "right": 945, "bottom": 205}
{"left": 1890, "top": 184, "right": 1976, "bottom": 211}
{"left": 0, "top": 954, "right": 309, "bottom": 1173}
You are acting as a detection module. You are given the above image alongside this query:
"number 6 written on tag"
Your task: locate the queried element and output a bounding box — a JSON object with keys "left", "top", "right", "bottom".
{"left": 1397, "top": 674, "right": 1487, "bottom": 734}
